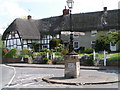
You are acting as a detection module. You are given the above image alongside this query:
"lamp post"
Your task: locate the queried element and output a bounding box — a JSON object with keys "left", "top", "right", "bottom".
{"left": 66, "top": 0, "right": 74, "bottom": 53}
{"left": 64, "top": 0, "right": 80, "bottom": 78}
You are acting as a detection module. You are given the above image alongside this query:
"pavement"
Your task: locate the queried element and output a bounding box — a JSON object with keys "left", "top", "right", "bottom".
{"left": 5, "top": 63, "right": 115, "bottom": 70}
{"left": 5, "top": 63, "right": 120, "bottom": 86}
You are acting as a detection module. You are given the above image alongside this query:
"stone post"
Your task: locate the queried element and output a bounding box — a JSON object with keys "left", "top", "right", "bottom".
{"left": 64, "top": 51, "right": 80, "bottom": 78}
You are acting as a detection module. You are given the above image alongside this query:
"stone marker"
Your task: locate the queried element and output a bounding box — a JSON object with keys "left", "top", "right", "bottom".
{"left": 64, "top": 51, "right": 80, "bottom": 78}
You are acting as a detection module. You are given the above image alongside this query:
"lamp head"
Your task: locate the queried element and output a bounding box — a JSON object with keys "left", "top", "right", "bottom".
{"left": 66, "top": 0, "right": 74, "bottom": 9}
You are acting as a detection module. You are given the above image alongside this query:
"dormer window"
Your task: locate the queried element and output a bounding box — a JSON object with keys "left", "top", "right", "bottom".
{"left": 91, "top": 30, "right": 97, "bottom": 37}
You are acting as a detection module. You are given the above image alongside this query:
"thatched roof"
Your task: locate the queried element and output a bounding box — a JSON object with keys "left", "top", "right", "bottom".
{"left": 2, "top": 19, "right": 40, "bottom": 40}
{"left": 2, "top": 9, "right": 120, "bottom": 40}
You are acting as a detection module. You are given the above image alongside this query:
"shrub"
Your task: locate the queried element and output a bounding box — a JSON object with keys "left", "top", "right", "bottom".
{"left": 61, "top": 49, "right": 69, "bottom": 56}
{"left": 49, "top": 38, "right": 63, "bottom": 49}
{"left": 84, "top": 48, "right": 93, "bottom": 54}
{"left": 40, "top": 48, "right": 49, "bottom": 52}
{"left": 95, "top": 34, "right": 110, "bottom": 51}
{"left": 52, "top": 57, "right": 64, "bottom": 64}
{"left": 80, "top": 54, "right": 94, "bottom": 66}
{"left": 41, "top": 58, "right": 49, "bottom": 64}
{"left": 31, "top": 42, "right": 40, "bottom": 52}
{"left": 5, "top": 48, "right": 17, "bottom": 58}
{"left": 55, "top": 52, "right": 61, "bottom": 56}
{"left": 20, "top": 49, "right": 32, "bottom": 57}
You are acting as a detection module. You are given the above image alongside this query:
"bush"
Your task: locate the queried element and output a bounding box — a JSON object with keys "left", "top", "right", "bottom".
{"left": 49, "top": 38, "right": 63, "bottom": 49}
{"left": 5, "top": 48, "right": 17, "bottom": 58}
{"left": 80, "top": 54, "right": 94, "bottom": 66}
{"left": 84, "top": 48, "right": 93, "bottom": 54}
{"left": 41, "top": 58, "right": 49, "bottom": 64}
{"left": 95, "top": 34, "right": 110, "bottom": 51}
{"left": 55, "top": 52, "right": 61, "bottom": 56}
{"left": 40, "top": 48, "right": 49, "bottom": 52}
{"left": 52, "top": 57, "right": 64, "bottom": 64}
{"left": 20, "top": 49, "right": 32, "bottom": 57}
{"left": 61, "top": 49, "right": 69, "bottom": 56}
{"left": 31, "top": 42, "right": 40, "bottom": 52}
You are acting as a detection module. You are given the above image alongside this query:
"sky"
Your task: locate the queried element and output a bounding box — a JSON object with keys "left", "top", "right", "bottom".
{"left": 0, "top": 0, "right": 119, "bottom": 35}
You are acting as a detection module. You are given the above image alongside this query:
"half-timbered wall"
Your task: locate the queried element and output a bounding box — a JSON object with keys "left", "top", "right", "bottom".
{"left": 22, "top": 39, "right": 40, "bottom": 49}
{"left": 4, "top": 31, "right": 22, "bottom": 50}
{"left": 40, "top": 34, "right": 60, "bottom": 49}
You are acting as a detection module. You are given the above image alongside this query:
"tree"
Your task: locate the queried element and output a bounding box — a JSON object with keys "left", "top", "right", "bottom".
{"left": 31, "top": 42, "right": 40, "bottom": 52}
{"left": 95, "top": 33, "right": 111, "bottom": 51}
{"left": 108, "top": 30, "right": 120, "bottom": 44}
{"left": 0, "top": 34, "right": 3, "bottom": 48}
{"left": 49, "top": 39, "right": 63, "bottom": 49}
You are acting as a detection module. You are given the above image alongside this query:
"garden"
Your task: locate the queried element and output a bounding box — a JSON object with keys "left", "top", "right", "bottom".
{"left": 2, "top": 46, "right": 120, "bottom": 66}
{"left": 1, "top": 31, "right": 120, "bottom": 66}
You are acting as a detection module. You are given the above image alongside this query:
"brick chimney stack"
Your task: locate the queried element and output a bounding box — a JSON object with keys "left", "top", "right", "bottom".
{"left": 104, "top": 7, "right": 107, "bottom": 11}
{"left": 63, "top": 6, "right": 69, "bottom": 15}
{"left": 27, "top": 15, "right": 32, "bottom": 20}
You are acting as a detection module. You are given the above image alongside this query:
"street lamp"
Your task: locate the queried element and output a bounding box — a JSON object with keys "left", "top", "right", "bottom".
{"left": 66, "top": 0, "right": 74, "bottom": 9}
{"left": 66, "top": 0, "right": 74, "bottom": 53}
{"left": 64, "top": 0, "right": 80, "bottom": 79}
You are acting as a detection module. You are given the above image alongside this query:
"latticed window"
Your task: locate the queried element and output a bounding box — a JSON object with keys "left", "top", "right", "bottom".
{"left": 73, "top": 41, "right": 79, "bottom": 49}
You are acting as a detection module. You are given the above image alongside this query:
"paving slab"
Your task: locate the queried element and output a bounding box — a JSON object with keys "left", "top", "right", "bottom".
{"left": 42, "top": 70, "right": 119, "bottom": 85}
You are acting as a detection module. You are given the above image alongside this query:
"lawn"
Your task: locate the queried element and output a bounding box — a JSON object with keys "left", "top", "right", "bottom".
{"left": 107, "top": 53, "right": 120, "bottom": 61}
{"left": 79, "top": 52, "right": 120, "bottom": 61}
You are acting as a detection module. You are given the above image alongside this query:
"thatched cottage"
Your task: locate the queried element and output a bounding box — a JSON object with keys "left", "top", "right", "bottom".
{"left": 2, "top": 8, "right": 120, "bottom": 51}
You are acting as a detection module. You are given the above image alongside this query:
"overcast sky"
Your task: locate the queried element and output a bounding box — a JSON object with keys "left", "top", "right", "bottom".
{"left": 0, "top": 0, "right": 119, "bottom": 35}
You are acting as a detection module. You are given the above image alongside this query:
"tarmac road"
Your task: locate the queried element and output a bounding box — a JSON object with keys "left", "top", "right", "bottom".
{"left": 1, "top": 64, "right": 16, "bottom": 88}
{"left": 1, "top": 64, "right": 119, "bottom": 89}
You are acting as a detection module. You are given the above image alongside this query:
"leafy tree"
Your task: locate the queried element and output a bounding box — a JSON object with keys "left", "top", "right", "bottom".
{"left": 0, "top": 34, "right": 3, "bottom": 48}
{"left": 31, "top": 42, "right": 40, "bottom": 52}
{"left": 108, "top": 30, "right": 120, "bottom": 44}
{"left": 95, "top": 31, "right": 120, "bottom": 52}
{"left": 49, "top": 39, "right": 63, "bottom": 49}
{"left": 95, "top": 33, "right": 111, "bottom": 51}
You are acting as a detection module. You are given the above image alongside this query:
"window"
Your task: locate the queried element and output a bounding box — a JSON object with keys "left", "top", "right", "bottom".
{"left": 23, "top": 45, "right": 27, "bottom": 48}
{"left": 73, "top": 32, "right": 80, "bottom": 38}
{"left": 56, "top": 34, "right": 60, "bottom": 38}
{"left": 109, "top": 29, "right": 116, "bottom": 32}
{"left": 91, "top": 41, "right": 96, "bottom": 49}
{"left": 73, "top": 41, "right": 79, "bottom": 49}
{"left": 61, "top": 31, "right": 71, "bottom": 35}
{"left": 17, "top": 39, "right": 21, "bottom": 45}
{"left": 28, "top": 40, "right": 31, "bottom": 43}
{"left": 17, "top": 46, "right": 22, "bottom": 50}
{"left": 73, "top": 34, "right": 79, "bottom": 38}
{"left": 23, "top": 40, "right": 27, "bottom": 44}
{"left": 91, "top": 30, "right": 97, "bottom": 37}
{"left": 42, "top": 45, "right": 48, "bottom": 49}
{"left": 4, "top": 41, "right": 6, "bottom": 47}
{"left": 8, "top": 35, "right": 11, "bottom": 39}
{"left": 15, "top": 34, "right": 19, "bottom": 38}
{"left": 49, "top": 35, "right": 52, "bottom": 39}
{"left": 14, "top": 39, "right": 16, "bottom": 45}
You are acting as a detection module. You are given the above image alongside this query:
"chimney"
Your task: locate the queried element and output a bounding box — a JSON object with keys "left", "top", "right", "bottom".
{"left": 27, "top": 15, "right": 32, "bottom": 20}
{"left": 63, "top": 6, "right": 69, "bottom": 15}
{"left": 104, "top": 7, "right": 107, "bottom": 11}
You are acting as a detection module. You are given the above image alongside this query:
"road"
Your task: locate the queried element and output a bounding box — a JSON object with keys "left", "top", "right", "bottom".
{"left": 1, "top": 64, "right": 15, "bottom": 88}
{"left": 1, "top": 64, "right": 119, "bottom": 89}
